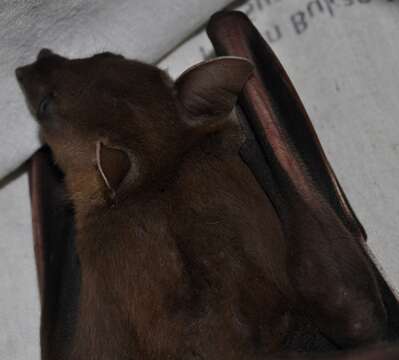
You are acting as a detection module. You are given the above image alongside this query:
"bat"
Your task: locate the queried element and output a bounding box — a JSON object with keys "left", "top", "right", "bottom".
{"left": 16, "top": 11, "right": 399, "bottom": 360}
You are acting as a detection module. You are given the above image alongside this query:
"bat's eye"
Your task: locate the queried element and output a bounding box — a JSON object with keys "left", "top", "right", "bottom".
{"left": 38, "top": 93, "right": 54, "bottom": 119}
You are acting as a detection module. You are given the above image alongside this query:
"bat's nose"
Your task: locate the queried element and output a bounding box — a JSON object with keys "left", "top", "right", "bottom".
{"left": 15, "top": 64, "right": 34, "bottom": 90}
{"left": 37, "top": 48, "right": 54, "bottom": 60}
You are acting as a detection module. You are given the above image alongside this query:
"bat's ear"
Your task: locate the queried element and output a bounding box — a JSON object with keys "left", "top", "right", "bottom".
{"left": 96, "top": 141, "right": 132, "bottom": 199}
{"left": 175, "top": 56, "right": 253, "bottom": 134}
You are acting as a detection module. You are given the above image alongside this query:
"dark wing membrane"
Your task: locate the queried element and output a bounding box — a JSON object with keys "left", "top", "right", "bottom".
{"left": 207, "top": 11, "right": 364, "bottom": 243}
{"left": 207, "top": 11, "right": 399, "bottom": 349}
{"left": 29, "top": 147, "right": 80, "bottom": 359}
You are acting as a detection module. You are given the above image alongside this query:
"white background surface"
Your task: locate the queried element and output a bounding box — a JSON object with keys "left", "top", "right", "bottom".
{"left": 1, "top": 0, "right": 399, "bottom": 359}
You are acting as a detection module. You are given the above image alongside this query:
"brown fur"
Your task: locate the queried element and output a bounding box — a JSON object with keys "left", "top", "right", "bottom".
{"left": 17, "top": 48, "right": 396, "bottom": 359}
{"left": 17, "top": 50, "right": 297, "bottom": 359}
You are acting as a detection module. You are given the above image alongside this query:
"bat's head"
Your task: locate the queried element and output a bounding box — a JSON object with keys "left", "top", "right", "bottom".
{"left": 16, "top": 49, "right": 253, "bottom": 208}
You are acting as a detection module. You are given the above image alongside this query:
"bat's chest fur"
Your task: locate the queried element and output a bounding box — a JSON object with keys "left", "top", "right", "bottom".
{"left": 73, "top": 154, "right": 293, "bottom": 359}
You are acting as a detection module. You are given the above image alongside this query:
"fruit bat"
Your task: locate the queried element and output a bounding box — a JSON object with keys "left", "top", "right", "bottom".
{"left": 16, "top": 11, "right": 399, "bottom": 360}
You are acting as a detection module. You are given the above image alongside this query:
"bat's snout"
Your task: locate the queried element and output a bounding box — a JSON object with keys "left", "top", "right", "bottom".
{"left": 16, "top": 48, "right": 58, "bottom": 84}
{"left": 14, "top": 63, "right": 46, "bottom": 117}
{"left": 15, "top": 66, "right": 23, "bottom": 82}
{"left": 15, "top": 65, "right": 30, "bottom": 85}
